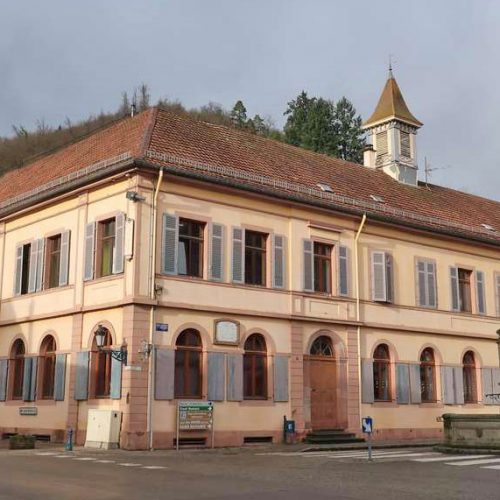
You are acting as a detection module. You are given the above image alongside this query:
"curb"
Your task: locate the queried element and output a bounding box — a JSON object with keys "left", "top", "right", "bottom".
{"left": 301, "top": 442, "right": 439, "bottom": 453}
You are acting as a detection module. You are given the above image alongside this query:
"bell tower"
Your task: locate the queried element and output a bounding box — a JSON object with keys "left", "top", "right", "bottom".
{"left": 363, "top": 67, "right": 422, "bottom": 186}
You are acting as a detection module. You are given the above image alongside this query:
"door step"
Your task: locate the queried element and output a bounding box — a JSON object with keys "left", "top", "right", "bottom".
{"left": 305, "top": 429, "right": 365, "bottom": 444}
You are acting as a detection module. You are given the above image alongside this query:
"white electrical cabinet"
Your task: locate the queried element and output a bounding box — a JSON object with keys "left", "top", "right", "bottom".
{"left": 85, "top": 409, "right": 122, "bottom": 449}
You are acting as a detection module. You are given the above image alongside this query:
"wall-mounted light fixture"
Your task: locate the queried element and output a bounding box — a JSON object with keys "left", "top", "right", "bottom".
{"left": 126, "top": 191, "right": 146, "bottom": 203}
{"left": 95, "top": 324, "right": 128, "bottom": 365}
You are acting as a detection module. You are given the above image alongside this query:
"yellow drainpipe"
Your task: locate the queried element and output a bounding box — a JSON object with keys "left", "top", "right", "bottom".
{"left": 147, "top": 167, "right": 164, "bottom": 450}
{"left": 354, "top": 213, "right": 367, "bottom": 427}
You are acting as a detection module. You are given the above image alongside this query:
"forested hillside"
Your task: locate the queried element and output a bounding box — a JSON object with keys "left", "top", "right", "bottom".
{"left": 0, "top": 85, "right": 365, "bottom": 179}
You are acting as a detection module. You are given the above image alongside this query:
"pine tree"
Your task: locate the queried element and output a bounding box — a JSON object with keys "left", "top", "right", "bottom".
{"left": 333, "top": 97, "right": 365, "bottom": 163}
{"left": 230, "top": 100, "right": 248, "bottom": 128}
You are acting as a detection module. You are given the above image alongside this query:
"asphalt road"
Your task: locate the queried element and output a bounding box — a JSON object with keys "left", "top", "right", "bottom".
{"left": 0, "top": 447, "right": 499, "bottom": 500}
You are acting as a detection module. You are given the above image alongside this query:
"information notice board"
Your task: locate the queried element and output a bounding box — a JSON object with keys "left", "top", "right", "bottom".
{"left": 176, "top": 401, "right": 214, "bottom": 450}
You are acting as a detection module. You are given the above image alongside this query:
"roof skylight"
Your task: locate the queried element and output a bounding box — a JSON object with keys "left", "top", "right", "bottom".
{"left": 317, "top": 183, "right": 334, "bottom": 193}
{"left": 370, "top": 194, "right": 385, "bottom": 203}
{"left": 481, "top": 223, "right": 495, "bottom": 231}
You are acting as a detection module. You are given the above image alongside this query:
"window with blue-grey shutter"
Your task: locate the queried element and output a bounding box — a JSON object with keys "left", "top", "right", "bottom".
{"left": 110, "top": 355, "right": 122, "bottom": 399}
{"left": 361, "top": 359, "right": 374, "bottom": 403}
{"left": 409, "top": 364, "right": 422, "bottom": 403}
{"left": 207, "top": 352, "right": 225, "bottom": 401}
{"left": 54, "top": 354, "right": 66, "bottom": 401}
{"left": 303, "top": 239, "right": 314, "bottom": 292}
{"left": 372, "top": 251, "right": 394, "bottom": 303}
{"left": 209, "top": 223, "right": 224, "bottom": 281}
{"left": 162, "top": 214, "right": 178, "bottom": 275}
{"left": 338, "top": 245, "right": 349, "bottom": 296}
{"left": 28, "top": 241, "right": 39, "bottom": 293}
{"left": 22, "top": 357, "right": 36, "bottom": 401}
{"left": 74, "top": 351, "right": 89, "bottom": 401}
{"left": 154, "top": 348, "right": 175, "bottom": 400}
{"left": 495, "top": 274, "right": 500, "bottom": 317}
{"left": 476, "top": 271, "right": 486, "bottom": 315}
{"left": 231, "top": 228, "right": 244, "bottom": 283}
{"left": 58, "top": 231, "right": 70, "bottom": 286}
{"left": 226, "top": 354, "right": 243, "bottom": 401}
{"left": 454, "top": 366, "right": 464, "bottom": 405}
{"left": 112, "top": 212, "right": 125, "bottom": 275}
{"left": 272, "top": 234, "right": 285, "bottom": 289}
{"left": 441, "top": 366, "right": 455, "bottom": 404}
{"left": 396, "top": 363, "right": 410, "bottom": 404}
{"left": 273, "top": 355, "right": 289, "bottom": 402}
{"left": 450, "top": 267, "right": 460, "bottom": 311}
{"left": 416, "top": 260, "right": 437, "bottom": 308}
{"left": 0, "top": 359, "right": 8, "bottom": 401}
{"left": 14, "top": 245, "right": 23, "bottom": 295}
{"left": 481, "top": 368, "right": 494, "bottom": 405}
{"left": 83, "top": 222, "right": 96, "bottom": 281}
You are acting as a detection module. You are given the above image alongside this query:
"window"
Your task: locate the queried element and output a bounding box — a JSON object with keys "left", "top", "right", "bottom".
{"left": 244, "top": 334, "right": 267, "bottom": 399}
{"left": 463, "top": 351, "right": 477, "bottom": 404}
{"left": 97, "top": 219, "right": 116, "bottom": 278}
{"left": 458, "top": 268, "right": 472, "bottom": 312}
{"left": 373, "top": 344, "right": 391, "bottom": 401}
{"left": 10, "top": 339, "right": 25, "bottom": 399}
{"left": 19, "top": 244, "right": 31, "bottom": 295}
{"left": 416, "top": 260, "right": 437, "bottom": 308}
{"left": 313, "top": 242, "right": 332, "bottom": 293}
{"left": 372, "top": 251, "right": 394, "bottom": 303}
{"left": 400, "top": 131, "right": 411, "bottom": 158}
{"left": 310, "top": 336, "right": 333, "bottom": 356}
{"left": 175, "top": 329, "right": 202, "bottom": 398}
{"left": 244, "top": 231, "right": 267, "bottom": 286}
{"left": 45, "top": 235, "right": 61, "bottom": 289}
{"left": 375, "top": 131, "right": 388, "bottom": 166}
{"left": 178, "top": 219, "right": 205, "bottom": 277}
{"left": 420, "top": 348, "right": 436, "bottom": 403}
{"left": 92, "top": 328, "right": 112, "bottom": 398}
{"left": 40, "top": 335, "right": 56, "bottom": 399}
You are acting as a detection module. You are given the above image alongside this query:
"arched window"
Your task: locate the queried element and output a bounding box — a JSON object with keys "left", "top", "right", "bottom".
{"left": 463, "top": 351, "right": 477, "bottom": 404}
{"left": 175, "top": 329, "right": 202, "bottom": 398}
{"left": 40, "top": 336, "right": 56, "bottom": 399}
{"left": 10, "top": 339, "right": 25, "bottom": 400}
{"left": 92, "top": 328, "right": 112, "bottom": 398}
{"left": 310, "top": 336, "right": 334, "bottom": 356}
{"left": 244, "top": 334, "right": 267, "bottom": 399}
{"left": 420, "top": 348, "right": 436, "bottom": 402}
{"left": 373, "top": 344, "right": 391, "bottom": 401}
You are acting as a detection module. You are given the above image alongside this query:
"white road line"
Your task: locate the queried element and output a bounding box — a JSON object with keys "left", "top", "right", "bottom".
{"left": 94, "top": 460, "right": 115, "bottom": 464}
{"left": 481, "top": 465, "right": 500, "bottom": 470}
{"left": 448, "top": 458, "right": 500, "bottom": 466}
{"left": 35, "top": 452, "right": 58, "bottom": 456}
{"left": 368, "top": 452, "right": 438, "bottom": 459}
{"left": 142, "top": 466, "right": 167, "bottom": 470}
{"left": 54, "top": 455, "right": 73, "bottom": 458}
{"left": 73, "top": 457, "right": 96, "bottom": 461}
{"left": 118, "top": 463, "right": 142, "bottom": 467}
{"left": 413, "top": 455, "right": 492, "bottom": 463}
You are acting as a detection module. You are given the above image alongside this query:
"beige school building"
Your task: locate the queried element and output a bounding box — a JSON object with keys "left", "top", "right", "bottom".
{"left": 0, "top": 74, "right": 499, "bottom": 449}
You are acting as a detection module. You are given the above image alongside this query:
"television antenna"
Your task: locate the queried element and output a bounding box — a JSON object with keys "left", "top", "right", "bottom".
{"left": 424, "top": 157, "right": 451, "bottom": 185}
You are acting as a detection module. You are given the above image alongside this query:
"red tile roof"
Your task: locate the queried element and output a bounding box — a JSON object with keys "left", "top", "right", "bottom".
{"left": 1, "top": 107, "right": 500, "bottom": 245}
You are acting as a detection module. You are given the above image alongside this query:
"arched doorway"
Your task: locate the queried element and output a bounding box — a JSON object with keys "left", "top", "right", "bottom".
{"left": 305, "top": 335, "right": 346, "bottom": 429}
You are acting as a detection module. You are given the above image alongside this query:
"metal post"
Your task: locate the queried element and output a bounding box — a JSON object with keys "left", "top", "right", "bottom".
{"left": 368, "top": 432, "right": 372, "bottom": 461}
{"left": 65, "top": 429, "right": 73, "bottom": 451}
{"left": 211, "top": 405, "right": 215, "bottom": 449}
{"left": 176, "top": 404, "right": 180, "bottom": 451}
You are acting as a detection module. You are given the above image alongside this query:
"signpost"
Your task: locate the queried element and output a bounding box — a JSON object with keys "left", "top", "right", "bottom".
{"left": 362, "top": 416, "right": 373, "bottom": 461}
{"left": 176, "top": 401, "right": 214, "bottom": 451}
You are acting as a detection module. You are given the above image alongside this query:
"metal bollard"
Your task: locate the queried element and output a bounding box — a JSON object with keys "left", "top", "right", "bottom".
{"left": 65, "top": 429, "right": 73, "bottom": 451}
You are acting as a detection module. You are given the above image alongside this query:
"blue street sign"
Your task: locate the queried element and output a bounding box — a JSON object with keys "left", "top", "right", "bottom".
{"left": 362, "top": 416, "right": 373, "bottom": 434}
{"left": 155, "top": 323, "right": 169, "bottom": 332}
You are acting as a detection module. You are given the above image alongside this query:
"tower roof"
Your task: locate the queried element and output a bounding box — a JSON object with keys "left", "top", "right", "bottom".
{"left": 363, "top": 73, "right": 423, "bottom": 128}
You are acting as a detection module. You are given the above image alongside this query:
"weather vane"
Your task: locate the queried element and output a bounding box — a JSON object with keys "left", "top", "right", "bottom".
{"left": 388, "top": 54, "right": 395, "bottom": 77}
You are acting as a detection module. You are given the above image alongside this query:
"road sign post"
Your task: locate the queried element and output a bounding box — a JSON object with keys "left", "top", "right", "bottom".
{"left": 362, "top": 417, "right": 373, "bottom": 461}
{"left": 176, "top": 401, "right": 214, "bottom": 451}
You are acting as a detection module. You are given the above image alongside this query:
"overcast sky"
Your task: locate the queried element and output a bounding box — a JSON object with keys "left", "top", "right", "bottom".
{"left": 1, "top": 0, "right": 499, "bottom": 200}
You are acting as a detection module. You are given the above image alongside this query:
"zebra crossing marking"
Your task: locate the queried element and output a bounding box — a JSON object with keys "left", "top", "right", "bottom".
{"left": 118, "top": 463, "right": 142, "bottom": 467}
{"left": 482, "top": 465, "right": 500, "bottom": 470}
{"left": 73, "top": 457, "right": 96, "bottom": 461}
{"left": 142, "top": 465, "right": 167, "bottom": 470}
{"left": 413, "top": 455, "right": 492, "bottom": 463}
{"left": 448, "top": 458, "right": 500, "bottom": 466}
